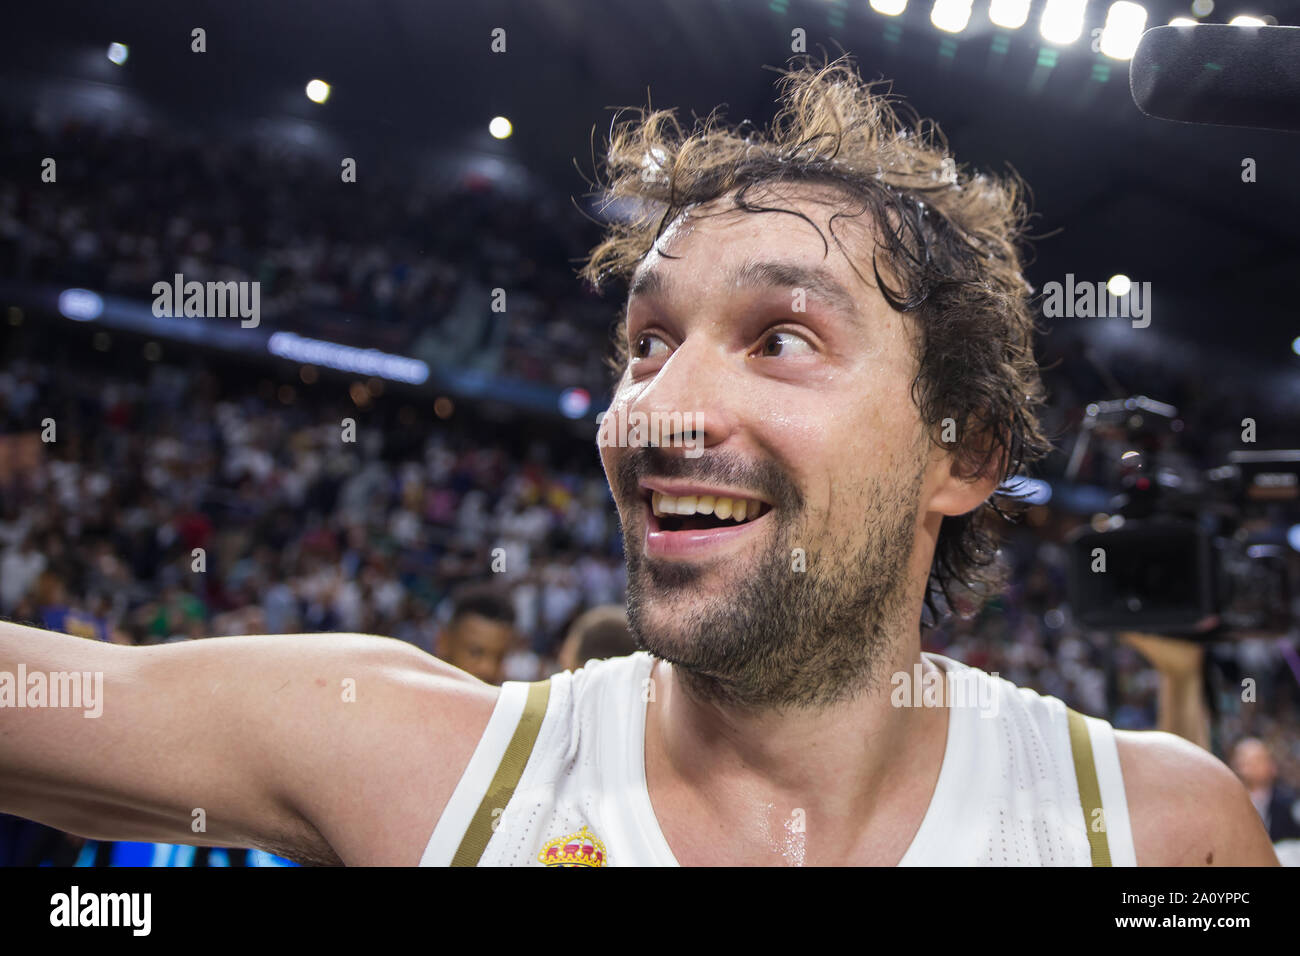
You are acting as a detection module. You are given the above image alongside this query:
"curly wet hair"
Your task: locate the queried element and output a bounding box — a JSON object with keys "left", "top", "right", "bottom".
{"left": 576, "top": 55, "right": 1053, "bottom": 624}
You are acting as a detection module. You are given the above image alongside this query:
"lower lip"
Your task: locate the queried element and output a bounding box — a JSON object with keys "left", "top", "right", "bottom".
{"left": 643, "top": 504, "right": 770, "bottom": 559}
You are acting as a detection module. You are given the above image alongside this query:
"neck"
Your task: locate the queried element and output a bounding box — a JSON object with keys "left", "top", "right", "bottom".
{"left": 646, "top": 633, "right": 950, "bottom": 833}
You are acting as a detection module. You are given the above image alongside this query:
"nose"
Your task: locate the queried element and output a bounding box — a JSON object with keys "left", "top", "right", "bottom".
{"left": 621, "top": 336, "right": 742, "bottom": 456}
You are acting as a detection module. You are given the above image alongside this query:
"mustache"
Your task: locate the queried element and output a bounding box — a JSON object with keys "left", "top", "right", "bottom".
{"left": 614, "top": 444, "right": 804, "bottom": 513}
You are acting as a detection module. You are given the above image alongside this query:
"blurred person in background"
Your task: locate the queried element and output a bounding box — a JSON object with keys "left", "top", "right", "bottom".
{"left": 435, "top": 582, "right": 517, "bottom": 686}
{"left": 555, "top": 604, "right": 637, "bottom": 673}
{"left": 1231, "top": 737, "right": 1300, "bottom": 844}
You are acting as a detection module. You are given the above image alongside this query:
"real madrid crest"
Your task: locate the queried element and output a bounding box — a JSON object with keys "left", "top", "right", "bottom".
{"left": 538, "top": 826, "right": 608, "bottom": 867}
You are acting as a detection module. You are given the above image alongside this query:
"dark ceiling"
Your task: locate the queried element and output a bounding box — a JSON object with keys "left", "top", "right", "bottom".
{"left": 8, "top": 0, "right": 1300, "bottom": 373}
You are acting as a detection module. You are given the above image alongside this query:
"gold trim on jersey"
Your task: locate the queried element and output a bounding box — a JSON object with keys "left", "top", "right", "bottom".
{"left": 450, "top": 678, "right": 552, "bottom": 867}
{"left": 1066, "top": 707, "right": 1112, "bottom": 867}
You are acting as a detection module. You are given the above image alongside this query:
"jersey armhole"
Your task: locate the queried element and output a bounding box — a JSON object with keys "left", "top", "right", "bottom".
{"left": 419, "top": 679, "right": 550, "bottom": 866}
{"left": 1085, "top": 713, "right": 1137, "bottom": 866}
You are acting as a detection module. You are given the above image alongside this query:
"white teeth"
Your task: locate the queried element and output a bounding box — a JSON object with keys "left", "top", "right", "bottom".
{"left": 732, "top": 498, "right": 748, "bottom": 522}
{"left": 697, "top": 494, "right": 715, "bottom": 515}
{"left": 676, "top": 495, "right": 697, "bottom": 515}
{"left": 713, "top": 497, "right": 733, "bottom": 520}
{"left": 652, "top": 492, "right": 664, "bottom": 516}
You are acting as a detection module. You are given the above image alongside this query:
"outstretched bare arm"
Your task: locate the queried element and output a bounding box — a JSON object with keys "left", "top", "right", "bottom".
{"left": 0, "top": 622, "right": 497, "bottom": 865}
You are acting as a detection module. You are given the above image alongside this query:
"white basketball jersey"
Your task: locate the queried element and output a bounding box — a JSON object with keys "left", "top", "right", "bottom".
{"left": 420, "top": 651, "right": 1136, "bottom": 866}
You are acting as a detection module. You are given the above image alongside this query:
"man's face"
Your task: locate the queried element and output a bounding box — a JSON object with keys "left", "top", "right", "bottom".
{"left": 440, "top": 614, "right": 515, "bottom": 685}
{"left": 1232, "top": 740, "right": 1276, "bottom": 790}
{"left": 600, "top": 185, "right": 955, "bottom": 708}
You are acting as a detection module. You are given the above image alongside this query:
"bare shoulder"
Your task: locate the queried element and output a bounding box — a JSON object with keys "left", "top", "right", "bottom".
{"left": 275, "top": 634, "right": 503, "bottom": 866}
{"left": 1115, "top": 729, "right": 1279, "bottom": 866}
{"left": 146, "top": 632, "right": 501, "bottom": 865}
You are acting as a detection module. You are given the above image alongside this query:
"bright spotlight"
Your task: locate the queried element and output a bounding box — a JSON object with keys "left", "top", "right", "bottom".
{"left": 1107, "top": 274, "right": 1132, "bottom": 297}
{"left": 107, "top": 42, "right": 129, "bottom": 66}
{"left": 58, "top": 288, "right": 104, "bottom": 321}
{"left": 1291, "top": 335, "right": 1300, "bottom": 356}
{"left": 989, "top": 0, "right": 1031, "bottom": 29}
{"left": 305, "top": 79, "right": 331, "bottom": 104}
{"left": 870, "top": 0, "right": 908, "bottom": 15}
{"left": 1169, "top": 16, "right": 1196, "bottom": 25}
{"left": 1289, "top": 524, "right": 1300, "bottom": 553}
{"left": 559, "top": 387, "right": 591, "bottom": 419}
{"left": 488, "top": 116, "right": 513, "bottom": 139}
{"left": 932, "top": 0, "right": 973, "bottom": 32}
{"left": 1099, "top": 2, "right": 1147, "bottom": 59}
{"left": 1040, "top": 0, "right": 1088, "bottom": 45}
{"left": 1229, "top": 15, "right": 1266, "bottom": 26}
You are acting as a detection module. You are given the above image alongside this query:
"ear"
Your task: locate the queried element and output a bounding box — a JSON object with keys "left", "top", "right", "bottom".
{"left": 925, "top": 429, "right": 1005, "bottom": 517}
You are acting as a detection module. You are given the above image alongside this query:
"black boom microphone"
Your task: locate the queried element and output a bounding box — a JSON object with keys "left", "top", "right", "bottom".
{"left": 1130, "top": 23, "right": 1300, "bottom": 132}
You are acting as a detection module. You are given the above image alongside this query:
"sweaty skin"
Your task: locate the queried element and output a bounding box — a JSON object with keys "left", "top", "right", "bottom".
{"left": 599, "top": 183, "right": 1278, "bottom": 865}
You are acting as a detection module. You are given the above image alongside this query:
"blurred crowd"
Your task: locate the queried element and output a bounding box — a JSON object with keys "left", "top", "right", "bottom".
{"left": 0, "top": 109, "right": 615, "bottom": 391}
{"left": 0, "top": 354, "right": 628, "bottom": 673}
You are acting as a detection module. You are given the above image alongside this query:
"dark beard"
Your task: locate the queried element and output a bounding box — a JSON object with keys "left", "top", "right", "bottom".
{"left": 616, "top": 447, "right": 923, "bottom": 711}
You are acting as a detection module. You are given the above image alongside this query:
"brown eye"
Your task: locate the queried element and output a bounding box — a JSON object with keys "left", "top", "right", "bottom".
{"left": 759, "top": 331, "right": 814, "bottom": 357}
{"left": 633, "top": 333, "right": 670, "bottom": 360}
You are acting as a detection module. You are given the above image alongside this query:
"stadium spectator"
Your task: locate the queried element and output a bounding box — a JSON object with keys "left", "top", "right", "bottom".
{"left": 436, "top": 583, "right": 518, "bottom": 686}
{"left": 556, "top": 604, "right": 637, "bottom": 672}
{"left": 1231, "top": 737, "right": 1300, "bottom": 843}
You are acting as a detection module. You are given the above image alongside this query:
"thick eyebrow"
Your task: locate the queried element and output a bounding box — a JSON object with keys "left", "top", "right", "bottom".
{"left": 628, "top": 258, "right": 861, "bottom": 321}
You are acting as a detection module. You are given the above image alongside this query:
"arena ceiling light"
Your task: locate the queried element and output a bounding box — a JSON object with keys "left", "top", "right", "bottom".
{"left": 266, "top": 332, "right": 428, "bottom": 385}
{"left": 1099, "top": 2, "right": 1147, "bottom": 59}
{"left": 988, "top": 0, "right": 1031, "bottom": 29}
{"left": 58, "top": 288, "right": 104, "bottom": 321}
{"left": 559, "top": 387, "right": 591, "bottom": 419}
{"left": 870, "top": 0, "right": 908, "bottom": 16}
{"left": 931, "top": 0, "right": 974, "bottom": 33}
{"left": 1229, "top": 15, "right": 1266, "bottom": 26}
{"left": 1040, "top": 0, "right": 1088, "bottom": 45}
{"left": 489, "top": 116, "right": 513, "bottom": 139}
{"left": 1106, "top": 274, "right": 1132, "bottom": 297}
{"left": 305, "top": 79, "right": 330, "bottom": 104}
{"left": 1169, "top": 16, "right": 1196, "bottom": 25}
{"left": 107, "top": 42, "right": 129, "bottom": 65}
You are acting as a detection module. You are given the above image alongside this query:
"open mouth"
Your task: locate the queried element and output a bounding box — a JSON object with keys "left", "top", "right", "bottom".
{"left": 643, "top": 488, "right": 772, "bottom": 532}
{"left": 637, "top": 481, "right": 775, "bottom": 560}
